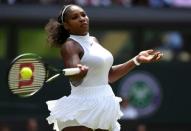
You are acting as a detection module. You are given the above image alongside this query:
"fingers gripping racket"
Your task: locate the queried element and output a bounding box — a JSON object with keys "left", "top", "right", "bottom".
{"left": 7, "top": 53, "right": 80, "bottom": 97}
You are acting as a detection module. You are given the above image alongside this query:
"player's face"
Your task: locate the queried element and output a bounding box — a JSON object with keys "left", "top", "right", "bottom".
{"left": 64, "top": 6, "right": 89, "bottom": 35}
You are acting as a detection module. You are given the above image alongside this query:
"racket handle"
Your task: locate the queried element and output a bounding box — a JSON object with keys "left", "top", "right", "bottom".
{"left": 63, "top": 68, "right": 80, "bottom": 76}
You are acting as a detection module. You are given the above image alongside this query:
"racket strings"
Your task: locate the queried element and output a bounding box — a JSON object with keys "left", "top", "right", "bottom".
{"left": 8, "top": 58, "right": 46, "bottom": 96}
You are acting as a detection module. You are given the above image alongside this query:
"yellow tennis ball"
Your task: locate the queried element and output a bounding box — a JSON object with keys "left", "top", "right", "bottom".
{"left": 20, "top": 67, "right": 33, "bottom": 80}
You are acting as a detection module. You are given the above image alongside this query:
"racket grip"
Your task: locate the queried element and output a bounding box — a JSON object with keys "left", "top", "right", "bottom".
{"left": 63, "top": 68, "right": 80, "bottom": 76}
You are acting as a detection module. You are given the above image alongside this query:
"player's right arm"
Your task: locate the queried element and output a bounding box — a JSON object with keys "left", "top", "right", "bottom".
{"left": 60, "top": 40, "right": 88, "bottom": 86}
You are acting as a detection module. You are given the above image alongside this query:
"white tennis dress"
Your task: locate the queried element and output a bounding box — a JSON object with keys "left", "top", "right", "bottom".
{"left": 46, "top": 33, "right": 123, "bottom": 131}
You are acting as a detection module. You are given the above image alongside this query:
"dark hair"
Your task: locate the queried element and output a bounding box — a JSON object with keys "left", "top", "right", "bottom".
{"left": 45, "top": 5, "right": 72, "bottom": 47}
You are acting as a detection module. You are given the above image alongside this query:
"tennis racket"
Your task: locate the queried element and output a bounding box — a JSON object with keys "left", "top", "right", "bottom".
{"left": 7, "top": 53, "right": 80, "bottom": 97}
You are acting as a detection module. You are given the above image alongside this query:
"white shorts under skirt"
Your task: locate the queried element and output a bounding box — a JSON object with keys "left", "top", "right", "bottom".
{"left": 46, "top": 84, "right": 123, "bottom": 131}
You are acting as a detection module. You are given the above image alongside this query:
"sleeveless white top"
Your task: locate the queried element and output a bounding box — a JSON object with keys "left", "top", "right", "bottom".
{"left": 46, "top": 33, "right": 123, "bottom": 131}
{"left": 70, "top": 33, "right": 113, "bottom": 88}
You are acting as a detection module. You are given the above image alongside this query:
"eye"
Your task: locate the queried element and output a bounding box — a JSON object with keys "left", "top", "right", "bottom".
{"left": 71, "top": 15, "right": 78, "bottom": 20}
{"left": 81, "top": 12, "right": 86, "bottom": 17}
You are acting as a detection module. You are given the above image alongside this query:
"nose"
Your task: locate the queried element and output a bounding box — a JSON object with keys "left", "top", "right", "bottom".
{"left": 79, "top": 16, "right": 86, "bottom": 22}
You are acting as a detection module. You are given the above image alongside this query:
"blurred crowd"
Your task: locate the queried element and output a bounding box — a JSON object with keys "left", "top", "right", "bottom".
{"left": 0, "top": 118, "right": 38, "bottom": 131}
{"left": 1, "top": 0, "right": 191, "bottom": 8}
{"left": 0, "top": 117, "right": 148, "bottom": 131}
{"left": 141, "top": 31, "right": 191, "bottom": 62}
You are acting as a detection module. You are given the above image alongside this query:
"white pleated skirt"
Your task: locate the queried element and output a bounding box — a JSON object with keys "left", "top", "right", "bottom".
{"left": 46, "top": 84, "right": 123, "bottom": 131}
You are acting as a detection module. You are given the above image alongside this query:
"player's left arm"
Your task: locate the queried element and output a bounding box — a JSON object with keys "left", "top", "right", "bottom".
{"left": 108, "top": 49, "right": 163, "bottom": 83}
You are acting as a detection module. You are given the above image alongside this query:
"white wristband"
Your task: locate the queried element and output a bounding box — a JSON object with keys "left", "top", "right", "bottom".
{"left": 133, "top": 56, "right": 141, "bottom": 66}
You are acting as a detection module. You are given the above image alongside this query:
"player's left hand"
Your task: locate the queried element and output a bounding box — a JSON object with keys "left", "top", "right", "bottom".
{"left": 136, "top": 49, "right": 163, "bottom": 64}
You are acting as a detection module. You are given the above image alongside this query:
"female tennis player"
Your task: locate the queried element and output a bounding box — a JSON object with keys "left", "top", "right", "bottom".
{"left": 45, "top": 4, "right": 163, "bottom": 131}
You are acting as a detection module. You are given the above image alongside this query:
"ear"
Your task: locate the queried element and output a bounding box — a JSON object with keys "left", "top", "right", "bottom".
{"left": 63, "top": 22, "right": 69, "bottom": 30}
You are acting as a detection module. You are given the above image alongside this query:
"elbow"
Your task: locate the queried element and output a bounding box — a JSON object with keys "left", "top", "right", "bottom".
{"left": 108, "top": 68, "right": 115, "bottom": 84}
{"left": 108, "top": 74, "right": 115, "bottom": 84}
{"left": 108, "top": 79, "right": 114, "bottom": 84}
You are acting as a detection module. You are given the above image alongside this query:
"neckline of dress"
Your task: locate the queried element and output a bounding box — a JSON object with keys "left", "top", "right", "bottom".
{"left": 70, "top": 33, "right": 93, "bottom": 47}
{"left": 70, "top": 33, "right": 90, "bottom": 40}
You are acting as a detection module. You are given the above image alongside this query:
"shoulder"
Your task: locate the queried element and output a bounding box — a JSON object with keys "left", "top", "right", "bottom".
{"left": 91, "top": 36, "right": 99, "bottom": 43}
{"left": 61, "top": 39, "right": 82, "bottom": 54}
{"left": 60, "top": 39, "right": 84, "bottom": 60}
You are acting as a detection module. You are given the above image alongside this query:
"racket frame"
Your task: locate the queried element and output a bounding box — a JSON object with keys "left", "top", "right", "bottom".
{"left": 7, "top": 53, "right": 49, "bottom": 97}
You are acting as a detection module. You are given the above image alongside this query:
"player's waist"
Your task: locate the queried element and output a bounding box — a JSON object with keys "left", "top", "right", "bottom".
{"left": 70, "top": 84, "right": 114, "bottom": 98}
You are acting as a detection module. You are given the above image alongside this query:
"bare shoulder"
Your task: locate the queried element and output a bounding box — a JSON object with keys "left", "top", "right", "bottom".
{"left": 60, "top": 39, "right": 82, "bottom": 54}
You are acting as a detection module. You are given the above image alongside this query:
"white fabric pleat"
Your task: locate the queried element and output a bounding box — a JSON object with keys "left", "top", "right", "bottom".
{"left": 47, "top": 85, "right": 123, "bottom": 131}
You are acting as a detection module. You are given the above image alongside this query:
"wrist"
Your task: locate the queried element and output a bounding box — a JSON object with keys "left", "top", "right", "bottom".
{"left": 133, "top": 56, "right": 141, "bottom": 66}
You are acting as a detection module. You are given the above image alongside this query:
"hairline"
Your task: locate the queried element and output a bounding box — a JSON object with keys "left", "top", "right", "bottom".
{"left": 61, "top": 5, "right": 84, "bottom": 23}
